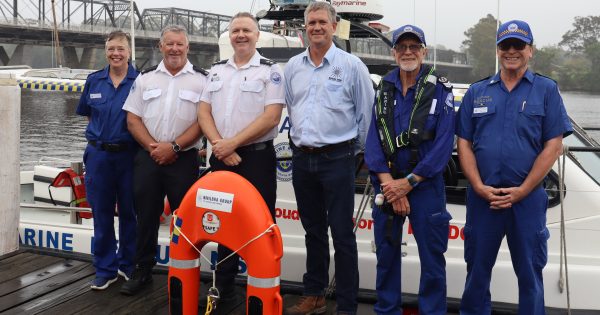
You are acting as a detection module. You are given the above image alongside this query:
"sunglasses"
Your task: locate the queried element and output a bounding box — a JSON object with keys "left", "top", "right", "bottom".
{"left": 498, "top": 40, "right": 528, "bottom": 51}
{"left": 394, "top": 43, "right": 424, "bottom": 53}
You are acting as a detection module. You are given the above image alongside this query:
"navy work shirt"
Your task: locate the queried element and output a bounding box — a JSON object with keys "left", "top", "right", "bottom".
{"left": 365, "top": 67, "right": 456, "bottom": 183}
{"left": 456, "top": 70, "right": 573, "bottom": 187}
{"left": 76, "top": 64, "right": 139, "bottom": 143}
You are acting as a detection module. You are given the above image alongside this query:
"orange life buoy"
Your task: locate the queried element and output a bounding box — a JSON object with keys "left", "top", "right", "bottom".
{"left": 168, "top": 171, "right": 283, "bottom": 315}
{"left": 49, "top": 168, "right": 92, "bottom": 219}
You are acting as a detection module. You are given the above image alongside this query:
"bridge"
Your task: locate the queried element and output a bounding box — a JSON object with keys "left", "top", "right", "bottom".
{"left": 0, "top": 0, "right": 231, "bottom": 69}
{"left": 0, "top": 0, "right": 472, "bottom": 81}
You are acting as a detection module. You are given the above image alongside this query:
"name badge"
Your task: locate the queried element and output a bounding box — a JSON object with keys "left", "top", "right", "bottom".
{"left": 473, "top": 107, "right": 488, "bottom": 114}
{"left": 90, "top": 93, "right": 102, "bottom": 99}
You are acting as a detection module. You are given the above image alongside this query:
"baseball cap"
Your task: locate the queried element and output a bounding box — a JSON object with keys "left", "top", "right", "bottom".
{"left": 392, "top": 25, "right": 426, "bottom": 46}
{"left": 496, "top": 20, "right": 533, "bottom": 44}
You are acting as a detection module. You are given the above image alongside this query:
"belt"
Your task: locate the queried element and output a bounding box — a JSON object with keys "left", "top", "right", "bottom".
{"left": 293, "top": 139, "right": 354, "bottom": 154}
{"left": 236, "top": 140, "right": 273, "bottom": 153}
{"left": 88, "top": 140, "right": 130, "bottom": 152}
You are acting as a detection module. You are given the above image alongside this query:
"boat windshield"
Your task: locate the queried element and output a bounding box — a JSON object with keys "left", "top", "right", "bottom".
{"left": 564, "top": 127, "right": 600, "bottom": 186}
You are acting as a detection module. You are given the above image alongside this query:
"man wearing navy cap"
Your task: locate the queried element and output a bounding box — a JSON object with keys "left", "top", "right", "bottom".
{"left": 365, "top": 24, "right": 454, "bottom": 314}
{"left": 456, "top": 20, "right": 572, "bottom": 314}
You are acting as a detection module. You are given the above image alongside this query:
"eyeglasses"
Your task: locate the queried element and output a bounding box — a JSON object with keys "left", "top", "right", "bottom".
{"left": 498, "top": 40, "right": 528, "bottom": 51}
{"left": 394, "top": 44, "right": 424, "bottom": 53}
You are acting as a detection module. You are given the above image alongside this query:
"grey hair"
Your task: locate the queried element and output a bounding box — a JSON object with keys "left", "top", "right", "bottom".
{"left": 105, "top": 30, "right": 131, "bottom": 49}
{"left": 304, "top": 1, "right": 337, "bottom": 24}
{"left": 231, "top": 12, "right": 259, "bottom": 31}
{"left": 160, "top": 25, "right": 189, "bottom": 44}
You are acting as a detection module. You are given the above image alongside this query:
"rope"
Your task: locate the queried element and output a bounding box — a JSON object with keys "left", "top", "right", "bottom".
{"left": 325, "top": 177, "right": 373, "bottom": 298}
{"left": 558, "top": 146, "right": 572, "bottom": 314}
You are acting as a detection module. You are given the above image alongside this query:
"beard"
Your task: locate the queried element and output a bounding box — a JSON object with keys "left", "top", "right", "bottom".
{"left": 399, "top": 61, "right": 419, "bottom": 72}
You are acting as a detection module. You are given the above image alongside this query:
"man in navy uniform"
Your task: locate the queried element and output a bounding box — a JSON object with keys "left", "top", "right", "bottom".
{"left": 364, "top": 25, "right": 454, "bottom": 315}
{"left": 76, "top": 30, "right": 139, "bottom": 290}
{"left": 456, "top": 20, "right": 572, "bottom": 315}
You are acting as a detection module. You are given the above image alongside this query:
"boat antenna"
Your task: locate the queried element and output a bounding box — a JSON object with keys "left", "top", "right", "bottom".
{"left": 495, "top": 0, "right": 500, "bottom": 73}
{"left": 130, "top": 0, "right": 136, "bottom": 66}
{"left": 51, "top": 0, "right": 62, "bottom": 67}
{"left": 433, "top": 0, "right": 437, "bottom": 68}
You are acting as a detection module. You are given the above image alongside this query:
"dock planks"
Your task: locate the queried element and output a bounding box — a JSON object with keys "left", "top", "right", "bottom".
{"left": 0, "top": 249, "right": 376, "bottom": 315}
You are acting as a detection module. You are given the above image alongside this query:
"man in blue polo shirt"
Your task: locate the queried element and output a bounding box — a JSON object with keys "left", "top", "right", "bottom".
{"left": 76, "top": 30, "right": 139, "bottom": 290}
{"left": 456, "top": 20, "right": 572, "bottom": 314}
{"left": 364, "top": 24, "right": 454, "bottom": 315}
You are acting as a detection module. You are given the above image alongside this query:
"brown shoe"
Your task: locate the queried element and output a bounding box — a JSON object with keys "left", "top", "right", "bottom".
{"left": 284, "top": 295, "right": 327, "bottom": 315}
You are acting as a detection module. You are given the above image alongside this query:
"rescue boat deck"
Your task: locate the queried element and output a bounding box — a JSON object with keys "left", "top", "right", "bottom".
{"left": 0, "top": 247, "right": 379, "bottom": 314}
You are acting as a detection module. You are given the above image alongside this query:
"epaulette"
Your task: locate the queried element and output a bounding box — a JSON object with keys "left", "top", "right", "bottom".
{"left": 213, "top": 59, "right": 228, "bottom": 66}
{"left": 141, "top": 65, "right": 158, "bottom": 75}
{"left": 471, "top": 76, "right": 491, "bottom": 85}
{"left": 535, "top": 72, "right": 557, "bottom": 83}
{"left": 193, "top": 65, "right": 209, "bottom": 76}
{"left": 437, "top": 76, "right": 452, "bottom": 90}
{"left": 260, "top": 58, "right": 276, "bottom": 66}
{"left": 89, "top": 68, "right": 103, "bottom": 75}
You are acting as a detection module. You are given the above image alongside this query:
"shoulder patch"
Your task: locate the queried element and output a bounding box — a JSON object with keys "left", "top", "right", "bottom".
{"left": 141, "top": 65, "right": 158, "bottom": 75}
{"left": 213, "top": 59, "right": 228, "bottom": 66}
{"left": 260, "top": 58, "right": 276, "bottom": 66}
{"left": 437, "top": 76, "right": 452, "bottom": 90}
{"left": 193, "top": 65, "right": 209, "bottom": 76}
{"left": 535, "top": 72, "right": 557, "bottom": 83}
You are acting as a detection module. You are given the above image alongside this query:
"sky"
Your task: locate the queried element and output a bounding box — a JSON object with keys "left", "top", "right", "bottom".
{"left": 139, "top": 0, "right": 594, "bottom": 51}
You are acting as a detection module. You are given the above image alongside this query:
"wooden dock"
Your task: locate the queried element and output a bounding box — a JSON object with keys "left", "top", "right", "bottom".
{"left": 0, "top": 248, "right": 378, "bottom": 315}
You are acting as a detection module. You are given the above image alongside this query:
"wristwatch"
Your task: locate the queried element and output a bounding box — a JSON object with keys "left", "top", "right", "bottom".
{"left": 171, "top": 141, "right": 181, "bottom": 153}
{"left": 406, "top": 173, "right": 419, "bottom": 188}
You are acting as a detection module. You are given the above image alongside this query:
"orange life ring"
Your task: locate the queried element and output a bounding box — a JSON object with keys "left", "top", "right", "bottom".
{"left": 168, "top": 171, "right": 283, "bottom": 315}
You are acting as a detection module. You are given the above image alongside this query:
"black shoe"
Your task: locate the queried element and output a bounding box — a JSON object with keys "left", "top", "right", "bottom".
{"left": 120, "top": 268, "right": 153, "bottom": 296}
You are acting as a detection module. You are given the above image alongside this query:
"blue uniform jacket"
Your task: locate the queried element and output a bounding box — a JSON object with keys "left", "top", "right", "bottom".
{"left": 456, "top": 70, "right": 573, "bottom": 187}
{"left": 365, "top": 67, "right": 456, "bottom": 186}
{"left": 76, "top": 64, "right": 139, "bottom": 143}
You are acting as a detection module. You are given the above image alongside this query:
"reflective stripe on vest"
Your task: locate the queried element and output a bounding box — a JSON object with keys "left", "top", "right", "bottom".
{"left": 170, "top": 258, "right": 200, "bottom": 269}
{"left": 247, "top": 275, "right": 280, "bottom": 288}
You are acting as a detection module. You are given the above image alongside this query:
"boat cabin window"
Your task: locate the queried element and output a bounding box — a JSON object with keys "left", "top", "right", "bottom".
{"left": 564, "top": 130, "right": 600, "bottom": 186}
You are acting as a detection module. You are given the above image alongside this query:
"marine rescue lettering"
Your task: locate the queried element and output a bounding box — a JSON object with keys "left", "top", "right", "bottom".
{"left": 332, "top": 0, "right": 367, "bottom": 6}
{"left": 275, "top": 208, "right": 374, "bottom": 230}
{"left": 278, "top": 116, "right": 291, "bottom": 134}
{"left": 19, "top": 228, "right": 74, "bottom": 251}
{"left": 407, "top": 223, "right": 465, "bottom": 240}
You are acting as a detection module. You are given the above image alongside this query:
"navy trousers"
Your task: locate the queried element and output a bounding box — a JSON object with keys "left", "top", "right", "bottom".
{"left": 372, "top": 175, "right": 451, "bottom": 315}
{"left": 84, "top": 144, "right": 137, "bottom": 278}
{"left": 460, "top": 186, "right": 549, "bottom": 315}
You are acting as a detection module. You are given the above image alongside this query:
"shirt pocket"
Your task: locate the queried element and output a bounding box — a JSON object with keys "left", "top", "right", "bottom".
{"left": 518, "top": 103, "right": 545, "bottom": 141}
{"left": 239, "top": 80, "right": 265, "bottom": 113}
{"left": 471, "top": 103, "right": 496, "bottom": 140}
{"left": 176, "top": 89, "right": 200, "bottom": 120}
{"left": 142, "top": 88, "right": 162, "bottom": 118}
{"left": 323, "top": 82, "right": 350, "bottom": 111}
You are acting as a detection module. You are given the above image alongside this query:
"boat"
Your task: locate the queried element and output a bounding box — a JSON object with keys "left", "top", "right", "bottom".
{"left": 12, "top": 0, "right": 600, "bottom": 313}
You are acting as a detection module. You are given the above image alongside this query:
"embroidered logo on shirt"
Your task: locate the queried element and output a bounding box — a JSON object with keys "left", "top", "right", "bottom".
{"left": 211, "top": 73, "right": 221, "bottom": 82}
{"left": 270, "top": 71, "right": 282, "bottom": 85}
{"left": 90, "top": 93, "right": 102, "bottom": 99}
{"left": 474, "top": 95, "right": 492, "bottom": 104}
{"left": 328, "top": 66, "right": 343, "bottom": 82}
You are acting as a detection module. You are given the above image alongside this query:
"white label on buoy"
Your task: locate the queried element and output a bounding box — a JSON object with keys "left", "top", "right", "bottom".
{"left": 202, "top": 211, "right": 221, "bottom": 234}
{"left": 197, "top": 189, "right": 234, "bottom": 213}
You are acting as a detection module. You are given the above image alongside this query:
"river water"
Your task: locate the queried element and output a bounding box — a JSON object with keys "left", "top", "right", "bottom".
{"left": 18, "top": 89, "right": 600, "bottom": 170}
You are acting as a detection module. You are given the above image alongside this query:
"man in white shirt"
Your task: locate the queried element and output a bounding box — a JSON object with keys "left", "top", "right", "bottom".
{"left": 198, "top": 12, "right": 285, "bottom": 306}
{"left": 121, "top": 25, "right": 208, "bottom": 296}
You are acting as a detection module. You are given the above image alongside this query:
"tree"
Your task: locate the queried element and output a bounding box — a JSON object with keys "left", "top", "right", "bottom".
{"left": 531, "top": 46, "right": 563, "bottom": 78}
{"left": 560, "top": 16, "right": 600, "bottom": 52}
{"left": 462, "top": 14, "right": 498, "bottom": 80}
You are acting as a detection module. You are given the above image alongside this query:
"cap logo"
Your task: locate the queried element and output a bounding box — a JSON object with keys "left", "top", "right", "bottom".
{"left": 404, "top": 26, "right": 413, "bottom": 32}
{"left": 508, "top": 23, "right": 518, "bottom": 32}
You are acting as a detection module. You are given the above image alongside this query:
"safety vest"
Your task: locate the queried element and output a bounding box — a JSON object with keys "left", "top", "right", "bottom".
{"left": 168, "top": 171, "right": 283, "bottom": 315}
{"left": 375, "top": 65, "right": 451, "bottom": 169}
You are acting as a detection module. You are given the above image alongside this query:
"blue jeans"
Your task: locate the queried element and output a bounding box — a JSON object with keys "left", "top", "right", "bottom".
{"left": 291, "top": 143, "right": 358, "bottom": 314}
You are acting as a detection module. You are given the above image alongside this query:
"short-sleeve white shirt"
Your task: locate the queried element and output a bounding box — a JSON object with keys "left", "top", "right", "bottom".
{"left": 123, "top": 60, "right": 208, "bottom": 147}
{"left": 200, "top": 51, "right": 285, "bottom": 143}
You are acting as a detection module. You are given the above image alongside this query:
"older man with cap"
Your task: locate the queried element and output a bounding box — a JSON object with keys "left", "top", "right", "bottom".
{"left": 456, "top": 20, "right": 572, "bottom": 314}
{"left": 364, "top": 24, "right": 454, "bottom": 315}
